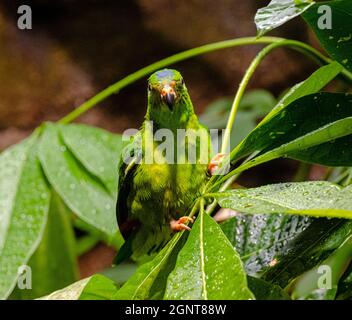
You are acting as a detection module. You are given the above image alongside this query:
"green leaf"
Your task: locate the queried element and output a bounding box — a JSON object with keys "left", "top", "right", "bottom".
{"left": 223, "top": 93, "right": 352, "bottom": 180}
{"left": 239, "top": 89, "right": 277, "bottom": 114}
{"left": 262, "top": 219, "right": 352, "bottom": 288}
{"left": 148, "top": 234, "right": 188, "bottom": 300}
{"left": 220, "top": 213, "right": 311, "bottom": 275}
{"left": 79, "top": 274, "right": 119, "bottom": 300}
{"left": 0, "top": 135, "right": 51, "bottom": 299}
{"left": 229, "top": 113, "right": 256, "bottom": 150}
{"left": 200, "top": 98, "right": 232, "bottom": 130}
{"left": 336, "top": 267, "right": 352, "bottom": 299}
{"left": 39, "top": 278, "right": 90, "bottom": 300}
{"left": 255, "top": 0, "right": 315, "bottom": 37}
{"left": 249, "top": 112, "right": 352, "bottom": 168}
{"left": 264, "top": 62, "right": 342, "bottom": 122}
{"left": 200, "top": 90, "right": 276, "bottom": 129}
{"left": 101, "top": 262, "right": 138, "bottom": 287}
{"left": 247, "top": 276, "right": 290, "bottom": 300}
{"left": 164, "top": 212, "right": 254, "bottom": 300}
{"left": 200, "top": 90, "right": 276, "bottom": 149}
{"left": 288, "top": 235, "right": 352, "bottom": 300}
{"left": 40, "top": 274, "right": 119, "bottom": 300}
{"left": 60, "top": 124, "right": 122, "bottom": 195}
{"left": 303, "top": 0, "right": 352, "bottom": 72}
{"left": 216, "top": 181, "right": 352, "bottom": 219}
{"left": 75, "top": 234, "right": 100, "bottom": 256}
{"left": 231, "top": 63, "right": 343, "bottom": 162}
{"left": 38, "top": 123, "right": 117, "bottom": 236}
{"left": 11, "top": 191, "right": 79, "bottom": 299}
{"left": 113, "top": 233, "right": 184, "bottom": 300}
{"left": 73, "top": 217, "right": 123, "bottom": 252}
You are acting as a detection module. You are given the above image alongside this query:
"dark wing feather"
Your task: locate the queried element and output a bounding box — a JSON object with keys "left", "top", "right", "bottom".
{"left": 116, "top": 132, "right": 142, "bottom": 239}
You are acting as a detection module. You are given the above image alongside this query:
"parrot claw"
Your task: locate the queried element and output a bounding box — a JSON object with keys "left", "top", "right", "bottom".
{"left": 208, "top": 153, "right": 226, "bottom": 175}
{"left": 170, "top": 216, "right": 194, "bottom": 232}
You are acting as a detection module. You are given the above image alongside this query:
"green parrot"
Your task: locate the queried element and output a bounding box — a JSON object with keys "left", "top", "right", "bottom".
{"left": 115, "top": 69, "right": 221, "bottom": 263}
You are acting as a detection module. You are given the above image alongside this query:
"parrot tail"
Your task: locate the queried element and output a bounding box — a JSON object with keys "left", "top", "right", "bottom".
{"left": 113, "top": 233, "right": 135, "bottom": 265}
{"left": 114, "top": 225, "right": 173, "bottom": 265}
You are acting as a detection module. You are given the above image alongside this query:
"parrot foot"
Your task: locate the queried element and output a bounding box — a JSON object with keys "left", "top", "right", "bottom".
{"left": 170, "top": 216, "right": 194, "bottom": 232}
{"left": 208, "top": 153, "right": 227, "bottom": 175}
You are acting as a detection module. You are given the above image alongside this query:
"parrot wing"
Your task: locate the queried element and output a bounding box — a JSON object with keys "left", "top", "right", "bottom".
{"left": 114, "top": 132, "right": 143, "bottom": 264}
{"left": 116, "top": 131, "right": 142, "bottom": 239}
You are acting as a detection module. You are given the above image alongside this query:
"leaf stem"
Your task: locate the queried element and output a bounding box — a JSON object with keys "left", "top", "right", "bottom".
{"left": 204, "top": 173, "right": 241, "bottom": 214}
{"left": 189, "top": 199, "right": 201, "bottom": 219}
{"left": 206, "top": 39, "right": 352, "bottom": 194}
{"left": 221, "top": 42, "right": 281, "bottom": 153}
{"left": 220, "top": 38, "right": 352, "bottom": 154}
{"left": 199, "top": 198, "right": 207, "bottom": 300}
{"left": 58, "top": 37, "right": 348, "bottom": 124}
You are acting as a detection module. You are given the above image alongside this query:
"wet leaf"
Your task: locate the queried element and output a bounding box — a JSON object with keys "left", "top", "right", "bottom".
{"left": 288, "top": 235, "right": 352, "bottom": 300}
{"left": 336, "top": 266, "right": 352, "bottom": 299}
{"left": 255, "top": 0, "right": 315, "bottom": 37}
{"left": 304, "top": 1, "right": 352, "bottom": 72}
{"left": 231, "top": 63, "right": 343, "bottom": 162}
{"left": 73, "top": 217, "right": 124, "bottom": 252}
{"left": 11, "top": 191, "right": 79, "bottom": 299}
{"left": 264, "top": 62, "right": 342, "bottom": 122}
{"left": 39, "top": 278, "right": 90, "bottom": 300}
{"left": 216, "top": 181, "right": 352, "bottom": 219}
{"left": 220, "top": 214, "right": 311, "bottom": 275}
{"left": 79, "top": 274, "right": 119, "bottom": 300}
{"left": 262, "top": 219, "right": 352, "bottom": 288}
{"left": 164, "top": 212, "right": 254, "bottom": 300}
{"left": 38, "top": 123, "right": 117, "bottom": 236}
{"left": 0, "top": 135, "right": 51, "bottom": 299}
{"left": 247, "top": 276, "right": 290, "bottom": 300}
{"left": 224, "top": 93, "right": 352, "bottom": 179}
{"left": 60, "top": 124, "right": 122, "bottom": 195}
{"left": 39, "top": 274, "right": 119, "bottom": 300}
{"left": 113, "top": 233, "right": 184, "bottom": 300}
{"left": 101, "top": 262, "right": 138, "bottom": 287}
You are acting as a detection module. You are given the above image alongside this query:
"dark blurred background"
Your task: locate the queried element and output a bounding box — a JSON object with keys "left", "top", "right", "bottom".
{"left": 0, "top": 0, "right": 317, "bottom": 149}
{"left": 0, "top": 0, "right": 322, "bottom": 276}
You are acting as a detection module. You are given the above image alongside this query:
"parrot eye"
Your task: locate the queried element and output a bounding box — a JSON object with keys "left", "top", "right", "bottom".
{"left": 148, "top": 84, "right": 153, "bottom": 91}
{"left": 181, "top": 78, "right": 185, "bottom": 86}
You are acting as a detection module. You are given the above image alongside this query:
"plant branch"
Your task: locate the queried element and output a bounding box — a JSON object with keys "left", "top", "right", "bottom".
{"left": 221, "top": 42, "right": 282, "bottom": 153}
{"left": 205, "top": 39, "right": 352, "bottom": 195}
{"left": 220, "top": 38, "right": 352, "bottom": 155}
{"left": 189, "top": 199, "right": 201, "bottom": 219}
{"left": 58, "top": 37, "right": 349, "bottom": 124}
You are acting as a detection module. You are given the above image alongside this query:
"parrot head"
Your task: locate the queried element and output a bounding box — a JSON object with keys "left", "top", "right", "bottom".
{"left": 148, "top": 69, "right": 185, "bottom": 110}
{"left": 146, "top": 69, "right": 195, "bottom": 129}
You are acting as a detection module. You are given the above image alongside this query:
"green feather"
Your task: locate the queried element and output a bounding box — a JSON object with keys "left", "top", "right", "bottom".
{"left": 115, "top": 69, "right": 210, "bottom": 263}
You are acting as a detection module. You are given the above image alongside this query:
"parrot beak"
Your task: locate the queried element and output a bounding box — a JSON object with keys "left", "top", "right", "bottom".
{"left": 161, "top": 85, "right": 176, "bottom": 110}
